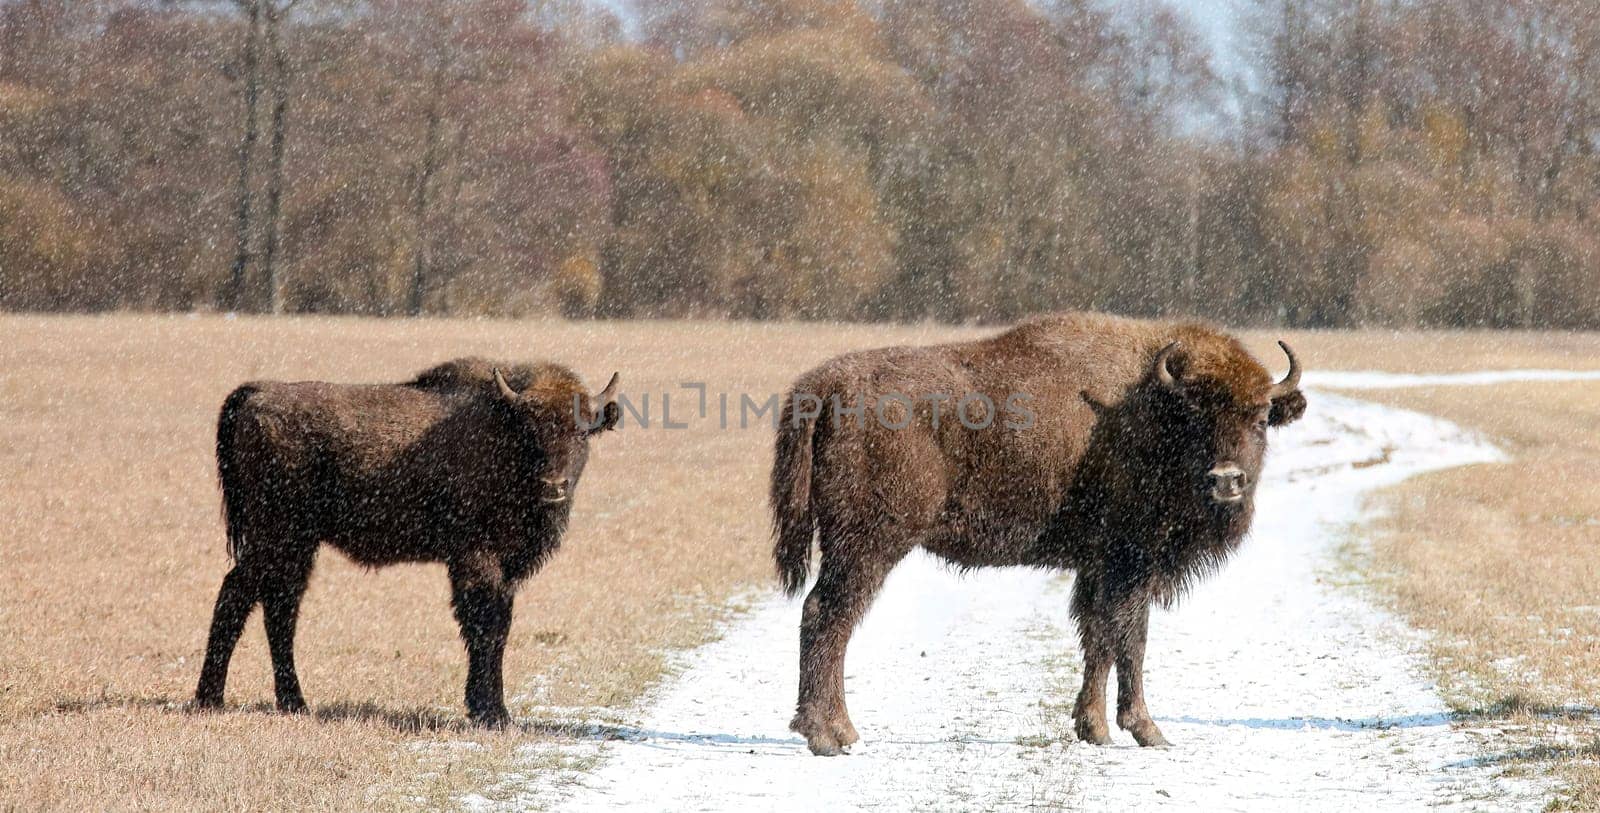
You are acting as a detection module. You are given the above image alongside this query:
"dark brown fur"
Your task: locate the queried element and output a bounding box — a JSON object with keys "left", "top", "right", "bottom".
{"left": 195, "top": 358, "right": 621, "bottom": 726}
{"left": 771, "top": 312, "right": 1307, "bottom": 754}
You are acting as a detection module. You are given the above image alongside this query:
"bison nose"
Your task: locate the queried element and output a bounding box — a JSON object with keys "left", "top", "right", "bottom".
{"left": 1208, "top": 465, "right": 1247, "bottom": 503}
{"left": 541, "top": 477, "right": 571, "bottom": 503}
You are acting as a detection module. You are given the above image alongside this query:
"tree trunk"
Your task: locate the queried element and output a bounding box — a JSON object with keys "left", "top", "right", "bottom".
{"left": 225, "top": 0, "right": 263, "bottom": 312}
{"left": 261, "top": 2, "right": 291, "bottom": 314}
{"left": 1182, "top": 166, "right": 1200, "bottom": 312}
{"left": 407, "top": 73, "right": 448, "bottom": 317}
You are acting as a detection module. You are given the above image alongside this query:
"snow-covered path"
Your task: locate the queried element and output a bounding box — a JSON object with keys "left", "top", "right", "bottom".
{"left": 468, "top": 378, "right": 1562, "bottom": 811}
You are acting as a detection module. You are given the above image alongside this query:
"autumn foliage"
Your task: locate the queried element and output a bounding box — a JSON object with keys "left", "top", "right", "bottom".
{"left": 0, "top": 0, "right": 1595, "bottom": 327}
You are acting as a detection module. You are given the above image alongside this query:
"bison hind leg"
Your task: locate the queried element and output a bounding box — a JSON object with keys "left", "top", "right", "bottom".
{"left": 195, "top": 564, "right": 263, "bottom": 710}
{"left": 791, "top": 534, "right": 912, "bottom": 756}
{"left": 261, "top": 548, "right": 316, "bottom": 714}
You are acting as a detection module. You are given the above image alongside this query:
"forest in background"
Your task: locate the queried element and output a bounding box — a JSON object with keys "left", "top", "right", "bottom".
{"left": 0, "top": 0, "right": 1596, "bottom": 327}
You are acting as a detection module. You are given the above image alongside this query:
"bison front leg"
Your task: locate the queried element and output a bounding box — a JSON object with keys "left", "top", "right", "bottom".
{"left": 449, "top": 561, "right": 514, "bottom": 728}
{"left": 1069, "top": 574, "right": 1114, "bottom": 745}
{"left": 1113, "top": 600, "right": 1170, "bottom": 747}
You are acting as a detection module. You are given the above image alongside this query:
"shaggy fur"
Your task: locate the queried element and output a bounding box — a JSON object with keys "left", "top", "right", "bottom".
{"left": 195, "top": 358, "right": 621, "bottom": 726}
{"left": 771, "top": 312, "right": 1307, "bottom": 754}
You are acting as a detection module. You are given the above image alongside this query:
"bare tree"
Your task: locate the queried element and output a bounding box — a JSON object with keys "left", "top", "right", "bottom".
{"left": 260, "top": 0, "right": 301, "bottom": 314}
{"left": 408, "top": 66, "right": 450, "bottom": 317}
{"left": 225, "top": 0, "right": 263, "bottom": 311}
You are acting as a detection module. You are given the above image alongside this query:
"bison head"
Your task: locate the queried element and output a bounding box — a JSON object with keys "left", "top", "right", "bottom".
{"left": 492, "top": 368, "right": 622, "bottom": 504}
{"left": 1152, "top": 340, "right": 1305, "bottom": 507}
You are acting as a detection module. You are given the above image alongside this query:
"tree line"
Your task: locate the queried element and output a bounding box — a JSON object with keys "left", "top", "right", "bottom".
{"left": 0, "top": 0, "right": 1596, "bottom": 327}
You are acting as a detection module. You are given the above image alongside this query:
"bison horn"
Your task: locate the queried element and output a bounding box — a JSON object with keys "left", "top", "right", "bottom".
{"left": 1154, "top": 342, "right": 1182, "bottom": 390}
{"left": 596, "top": 372, "right": 620, "bottom": 405}
{"left": 492, "top": 367, "right": 518, "bottom": 400}
{"left": 1270, "top": 340, "right": 1301, "bottom": 397}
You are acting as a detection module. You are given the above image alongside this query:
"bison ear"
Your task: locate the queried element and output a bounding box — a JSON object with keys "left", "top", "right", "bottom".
{"left": 1268, "top": 389, "right": 1307, "bottom": 426}
{"left": 591, "top": 401, "right": 622, "bottom": 434}
{"left": 1079, "top": 390, "right": 1110, "bottom": 416}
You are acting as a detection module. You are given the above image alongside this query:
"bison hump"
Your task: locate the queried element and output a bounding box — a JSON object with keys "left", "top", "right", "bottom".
{"left": 407, "top": 357, "right": 580, "bottom": 397}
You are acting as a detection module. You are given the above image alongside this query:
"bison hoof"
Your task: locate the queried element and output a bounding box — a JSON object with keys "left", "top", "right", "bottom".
{"left": 469, "top": 707, "right": 511, "bottom": 729}
{"left": 805, "top": 735, "right": 846, "bottom": 756}
{"left": 1073, "top": 717, "right": 1113, "bottom": 746}
{"left": 193, "top": 693, "right": 224, "bottom": 711}
{"left": 1117, "top": 711, "right": 1170, "bottom": 746}
{"left": 792, "top": 713, "right": 850, "bottom": 756}
{"left": 1129, "top": 723, "right": 1171, "bottom": 748}
{"left": 277, "top": 697, "right": 308, "bottom": 715}
{"left": 830, "top": 717, "right": 861, "bottom": 750}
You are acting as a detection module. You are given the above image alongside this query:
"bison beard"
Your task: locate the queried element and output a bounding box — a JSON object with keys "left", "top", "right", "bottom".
{"left": 194, "top": 358, "right": 620, "bottom": 726}
{"left": 771, "top": 312, "right": 1307, "bottom": 755}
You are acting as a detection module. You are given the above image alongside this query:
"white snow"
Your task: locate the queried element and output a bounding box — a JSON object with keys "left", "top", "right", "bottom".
{"left": 463, "top": 376, "right": 1570, "bottom": 812}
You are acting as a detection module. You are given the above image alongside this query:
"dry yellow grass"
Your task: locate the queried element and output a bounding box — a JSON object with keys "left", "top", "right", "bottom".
{"left": 2, "top": 315, "right": 1596, "bottom": 810}
{"left": 0, "top": 314, "right": 978, "bottom": 811}
{"left": 1239, "top": 329, "right": 1600, "bottom": 374}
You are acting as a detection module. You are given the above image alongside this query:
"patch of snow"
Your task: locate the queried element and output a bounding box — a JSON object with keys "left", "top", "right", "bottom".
{"left": 467, "top": 377, "right": 1568, "bottom": 811}
{"left": 409, "top": 740, "right": 487, "bottom": 754}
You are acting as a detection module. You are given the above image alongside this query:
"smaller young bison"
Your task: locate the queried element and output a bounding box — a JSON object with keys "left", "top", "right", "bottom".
{"left": 194, "top": 358, "right": 621, "bottom": 726}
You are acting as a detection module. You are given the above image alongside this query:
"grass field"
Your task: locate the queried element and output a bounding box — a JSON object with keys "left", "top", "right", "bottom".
{"left": 0, "top": 315, "right": 1596, "bottom": 810}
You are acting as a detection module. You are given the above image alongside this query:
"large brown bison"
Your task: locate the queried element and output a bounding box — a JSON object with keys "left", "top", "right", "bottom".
{"left": 771, "top": 313, "right": 1306, "bottom": 755}
{"left": 194, "top": 358, "right": 621, "bottom": 726}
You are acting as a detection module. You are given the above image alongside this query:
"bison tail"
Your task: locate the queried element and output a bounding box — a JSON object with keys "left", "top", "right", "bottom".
{"left": 771, "top": 390, "right": 819, "bottom": 598}
{"left": 215, "top": 384, "right": 259, "bottom": 562}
